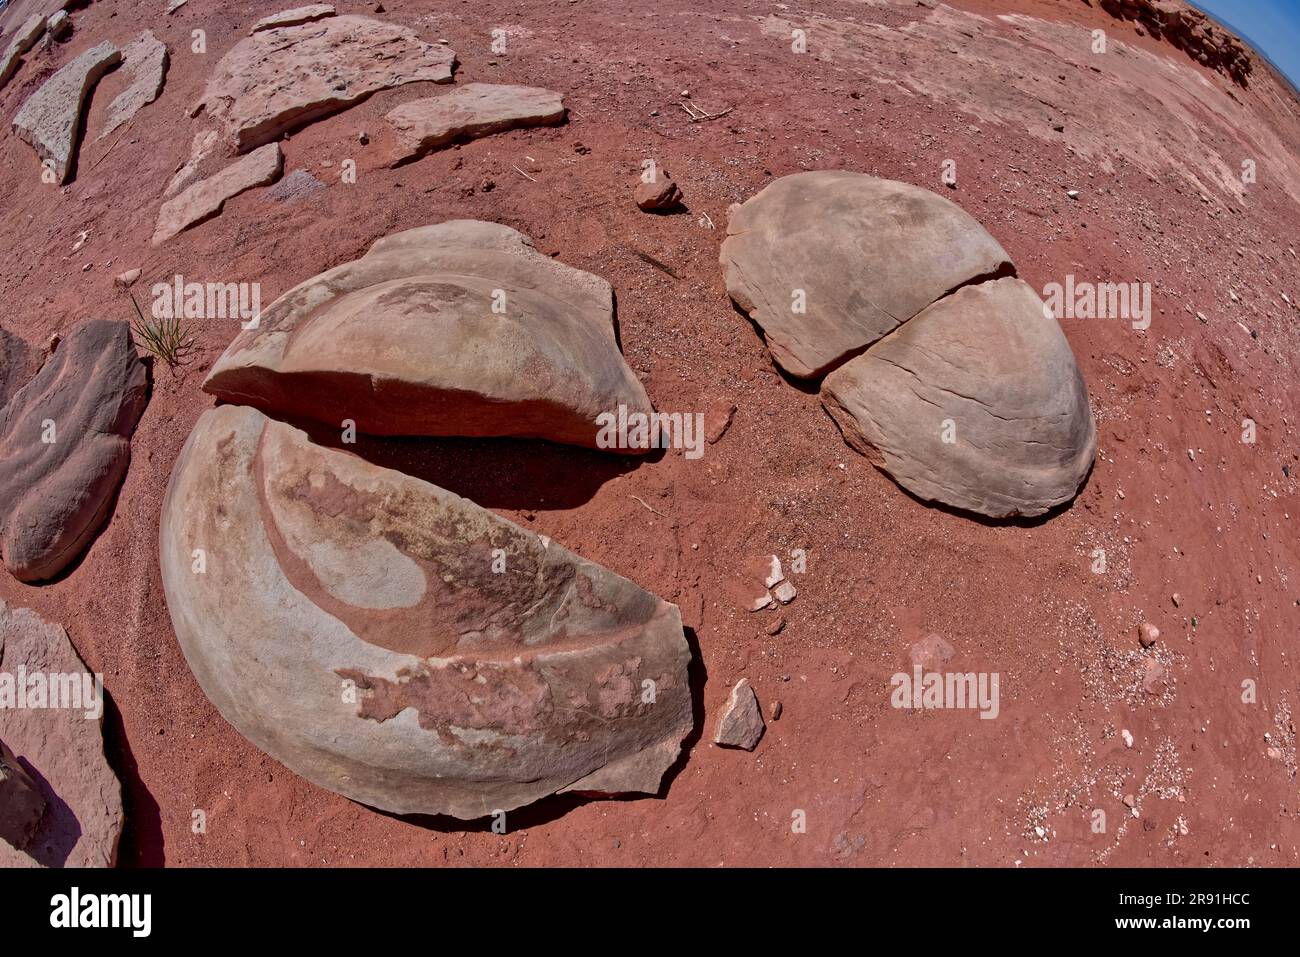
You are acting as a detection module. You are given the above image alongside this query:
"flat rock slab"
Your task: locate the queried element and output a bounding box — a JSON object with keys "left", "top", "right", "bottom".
{"left": 720, "top": 171, "right": 1011, "bottom": 379}
{"left": 12, "top": 40, "right": 120, "bottom": 183}
{"left": 0, "top": 320, "right": 148, "bottom": 581}
{"left": 0, "top": 601, "right": 124, "bottom": 867}
{"left": 822, "top": 278, "right": 1097, "bottom": 518}
{"left": 252, "top": 4, "right": 336, "bottom": 32}
{"left": 381, "top": 83, "right": 565, "bottom": 165}
{"left": 203, "top": 220, "right": 653, "bottom": 450}
{"left": 715, "top": 679, "right": 764, "bottom": 750}
{"left": 152, "top": 142, "right": 282, "bottom": 245}
{"left": 98, "top": 31, "right": 168, "bottom": 140}
{"left": 160, "top": 404, "right": 694, "bottom": 819}
{"left": 0, "top": 13, "right": 48, "bottom": 89}
{"left": 202, "top": 15, "right": 456, "bottom": 153}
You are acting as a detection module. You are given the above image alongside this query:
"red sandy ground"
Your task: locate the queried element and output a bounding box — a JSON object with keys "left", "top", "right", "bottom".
{"left": 0, "top": 0, "right": 1298, "bottom": 866}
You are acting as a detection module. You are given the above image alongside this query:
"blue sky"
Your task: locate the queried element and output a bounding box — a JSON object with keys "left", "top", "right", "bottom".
{"left": 1190, "top": 0, "right": 1300, "bottom": 91}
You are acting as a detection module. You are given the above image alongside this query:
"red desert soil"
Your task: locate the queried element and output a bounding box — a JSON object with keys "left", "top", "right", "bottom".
{"left": 1, "top": 0, "right": 1298, "bottom": 866}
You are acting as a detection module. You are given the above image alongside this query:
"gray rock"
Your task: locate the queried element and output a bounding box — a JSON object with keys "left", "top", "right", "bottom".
{"left": 45, "top": 9, "right": 70, "bottom": 40}
{"left": 0, "top": 15, "right": 48, "bottom": 90}
{"left": 714, "top": 678, "right": 764, "bottom": 750}
{"left": 267, "top": 167, "right": 326, "bottom": 202}
{"left": 0, "top": 737, "right": 46, "bottom": 851}
{"left": 252, "top": 4, "right": 336, "bottom": 33}
{"left": 12, "top": 40, "right": 121, "bottom": 183}
{"left": 159, "top": 405, "right": 694, "bottom": 819}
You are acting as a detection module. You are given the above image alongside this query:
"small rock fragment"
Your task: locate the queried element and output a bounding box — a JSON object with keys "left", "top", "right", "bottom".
{"left": 715, "top": 679, "right": 765, "bottom": 750}
{"left": 773, "top": 580, "right": 797, "bottom": 604}
{"left": 152, "top": 143, "right": 283, "bottom": 245}
{"left": 46, "top": 10, "right": 72, "bottom": 41}
{"left": 114, "top": 268, "right": 141, "bottom": 287}
{"left": 1171, "top": 593, "right": 1181, "bottom": 608}
{"left": 770, "top": 700, "right": 783, "bottom": 721}
{"left": 635, "top": 167, "right": 683, "bottom": 211}
{"left": 1138, "top": 621, "right": 1159, "bottom": 648}
{"left": 1121, "top": 729, "right": 1134, "bottom": 748}
{"left": 704, "top": 398, "right": 735, "bottom": 443}
{"left": 765, "top": 616, "right": 785, "bottom": 636}
{"left": 1141, "top": 657, "right": 1167, "bottom": 695}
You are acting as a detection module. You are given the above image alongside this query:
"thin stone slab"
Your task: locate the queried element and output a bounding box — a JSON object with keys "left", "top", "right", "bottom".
{"left": 152, "top": 143, "right": 282, "bottom": 245}
{"left": 159, "top": 405, "right": 694, "bottom": 820}
{"left": 252, "top": 4, "right": 336, "bottom": 33}
{"left": 98, "top": 31, "right": 168, "bottom": 140}
{"left": 12, "top": 40, "right": 120, "bottom": 183}
{"left": 202, "top": 15, "right": 456, "bottom": 153}
{"left": 0, "top": 14, "right": 47, "bottom": 89}
{"left": 381, "top": 83, "right": 566, "bottom": 166}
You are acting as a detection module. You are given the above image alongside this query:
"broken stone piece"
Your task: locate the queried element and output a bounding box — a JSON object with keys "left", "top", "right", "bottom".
{"left": 252, "top": 4, "right": 336, "bottom": 33}
{"left": 773, "top": 580, "right": 797, "bottom": 604}
{"left": 1138, "top": 621, "right": 1160, "bottom": 647}
{"left": 714, "top": 678, "right": 765, "bottom": 750}
{"left": 635, "top": 168, "right": 683, "bottom": 211}
{"left": 0, "top": 320, "right": 148, "bottom": 582}
{"left": 152, "top": 143, "right": 283, "bottom": 245}
{"left": 380, "top": 83, "right": 566, "bottom": 166}
{"left": 99, "top": 31, "right": 169, "bottom": 140}
{"left": 202, "top": 220, "right": 652, "bottom": 450}
{"left": 12, "top": 41, "right": 121, "bottom": 184}
{"left": 159, "top": 404, "right": 694, "bottom": 819}
{"left": 46, "top": 10, "right": 71, "bottom": 41}
{"left": 0, "top": 15, "right": 49, "bottom": 91}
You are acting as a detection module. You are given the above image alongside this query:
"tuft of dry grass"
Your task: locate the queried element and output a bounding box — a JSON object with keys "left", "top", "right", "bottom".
{"left": 129, "top": 292, "right": 194, "bottom": 368}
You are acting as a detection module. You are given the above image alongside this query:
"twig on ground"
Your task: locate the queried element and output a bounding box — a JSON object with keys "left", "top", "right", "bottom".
{"left": 630, "top": 495, "right": 667, "bottom": 517}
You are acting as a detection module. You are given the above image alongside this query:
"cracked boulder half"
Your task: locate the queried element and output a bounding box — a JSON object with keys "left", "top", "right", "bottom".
{"left": 724, "top": 171, "right": 1095, "bottom": 519}
{"left": 203, "top": 220, "right": 653, "bottom": 451}
{"left": 720, "top": 170, "right": 1013, "bottom": 379}
{"left": 822, "top": 277, "right": 1096, "bottom": 518}
{"left": 160, "top": 405, "right": 694, "bottom": 819}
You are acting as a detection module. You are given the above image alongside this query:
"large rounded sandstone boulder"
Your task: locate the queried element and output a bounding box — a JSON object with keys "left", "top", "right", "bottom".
{"left": 722, "top": 171, "right": 1095, "bottom": 519}
{"left": 720, "top": 170, "right": 1012, "bottom": 379}
{"left": 822, "top": 278, "right": 1097, "bottom": 517}
{"left": 160, "top": 405, "right": 693, "bottom": 819}
{"left": 204, "top": 220, "right": 653, "bottom": 450}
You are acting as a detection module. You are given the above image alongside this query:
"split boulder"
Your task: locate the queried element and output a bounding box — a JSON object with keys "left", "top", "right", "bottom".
{"left": 12, "top": 40, "right": 120, "bottom": 183}
{"left": 201, "top": 15, "right": 456, "bottom": 152}
{"left": 203, "top": 220, "right": 653, "bottom": 450}
{"left": 159, "top": 404, "right": 694, "bottom": 819}
{"left": 0, "top": 320, "right": 148, "bottom": 582}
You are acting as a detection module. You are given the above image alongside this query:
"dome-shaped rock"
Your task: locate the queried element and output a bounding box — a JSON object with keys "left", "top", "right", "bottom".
{"left": 159, "top": 405, "right": 693, "bottom": 819}
{"left": 203, "top": 221, "right": 653, "bottom": 450}
{"left": 720, "top": 171, "right": 1012, "bottom": 378}
{"left": 821, "top": 277, "right": 1096, "bottom": 518}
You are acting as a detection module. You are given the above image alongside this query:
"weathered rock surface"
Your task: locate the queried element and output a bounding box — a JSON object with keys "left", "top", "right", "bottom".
{"left": 0, "top": 737, "right": 46, "bottom": 850}
{"left": 822, "top": 277, "right": 1096, "bottom": 518}
{"left": 159, "top": 405, "right": 694, "bottom": 819}
{"left": 203, "top": 220, "right": 652, "bottom": 449}
{"left": 0, "top": 601, "right": 123, "bottom": 867}
{"left": 1098, "top": 0, "right": 1252, "bottom": 85}
{"left": 11, "top": 40, "right": 120, "bottom": 184}
{"left": 720, "top": 171, "right": 1012, "bottom": 378}
{"left": 0, "top": 14, "right": 46, "bottom": 88}
{"left": 635, "top": 167, "right": 683, "bottom": 211}
{"left": 99, "top": 31, "right": 168, "bottom": 140}
{"left": 202, "top": 15, "right": 456, "bottom": 152}
{"left": 152, "top": 143, "right": 282, "bottom": 245}
{"left": 382, "top": 83, "right": 565, "bottom": 166}
{"left": 45, "top": 8, "right": 69, "bottom": 40}
{"left": 714, "top": 679, "right": 764, "bottom": 750}
{"left": 0, "top": 320, "right": 148, "bottom": 582}
{"left": 252, "top": 4, "right": 336, "bottom": 33}
{"left": 0, "top": 325, "right": 39, "bottom": 409}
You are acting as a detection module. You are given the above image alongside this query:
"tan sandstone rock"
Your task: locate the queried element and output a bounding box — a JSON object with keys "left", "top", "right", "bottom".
{"left": 720, "top": 171, "right": 1012, "bottom": 379}
{"left": 159, "top": 404, "right": 694, "bottom": 819}
{"left": 0, "top": 320, "right": 148, "bottom": 582}
{"left": 252, "top": 4, "right": 336, "bottom": 33}
{"left": 12, "top": 40, "right": 120, "bottom": 183}
{"left": 0, "top": 601, "right": 124, "bottom": 867}
{"left": 152, "top": 143, "right": 283, "bottom": 245}
{"left": 202, "top": 220, "right": 653, "bottom": 449}
{"left": 0, "top": 14, "right": 48, "bottom": 90}
{"left": 381, "top": 83, "right": 566, "bottom": 166}
{"left": 821, "top": 277, "right": 1096, "bottom": 518}
{"left": 98, "top": 31, "right": 168, "bottom": 140}
{"left": 202, "top": 15, "right": 456, "bottom": 152}
{"left": 714, "top": 678, "right": 764, "bottom": 750}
